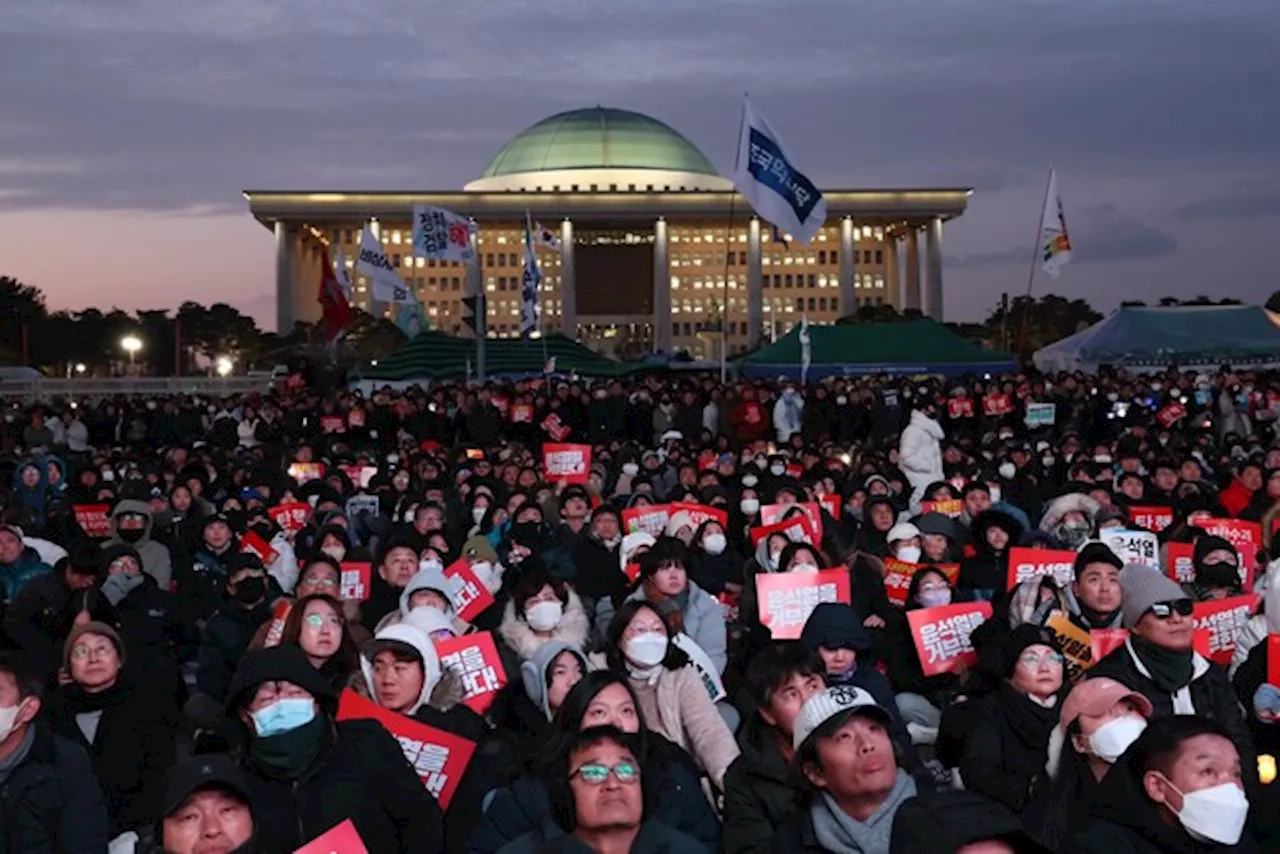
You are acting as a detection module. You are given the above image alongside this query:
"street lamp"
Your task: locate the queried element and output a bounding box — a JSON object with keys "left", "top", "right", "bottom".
{"left": 74, "top": 363, "right": 86, "bottom": 375}
{"left": 215, "top": 355, "right": 234, "bottom": 377}
{"left": 121, "top": 335, "right": 142, "bottom": 365}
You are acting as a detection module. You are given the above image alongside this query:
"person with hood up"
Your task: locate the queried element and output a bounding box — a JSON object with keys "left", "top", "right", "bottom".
{"left": 500, "top": 565, "right": 593, "bottom": 664}
{"left": 227, "top": 644, "right": 444, "bottom": 852}
{"left": 958, "top": 509, "right": 1022, "bottom": 602}
{"left": 374, "top": 558, "right": 472, "bottom": 637}
{"left": 506, "top": 639, "right": 593, "bottom": 768}
{"left": 104, "top": 498, "right": 174, "bottom": 591}
{"left": 898, "top": 399, "right": 945, "bottom": 513}
{"left": 9, "top": 460, "right": 52, "bottom": 537}
{"left": 1037, "top": 491, "right": 1101, "bottom": 550}
{"left": 888, "top": 790, "right": 1051, "bottom": 854}
{"left": 1068, "top": 542, "right": 1126, "bottom": 631}
{"left": 1188, "top": 535, "right": 1246, "bottom": 601}
{"left": 773, "top": 385, "right": 805, "bottom": 444}
{"left": 0, "top": 521, "right": 51, "bottom": 603}
{"left": 1069, "top": 715, "right": 1259, "bottom": 854}
{"left": 1088, "top": 565, "right": 1259, "bottom": 791}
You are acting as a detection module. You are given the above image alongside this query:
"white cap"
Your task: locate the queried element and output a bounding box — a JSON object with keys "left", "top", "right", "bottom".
{"left": 792, "top": 686, "right": 891, "bottom": 750}
{"left": 886, "top": 522, "right": 920, "bottom": 544}
{"left": 620, "top": 531, "right": 656, "bottom": 569}
{"left": 660, "top": 430, "right": 684, "bottom": 443}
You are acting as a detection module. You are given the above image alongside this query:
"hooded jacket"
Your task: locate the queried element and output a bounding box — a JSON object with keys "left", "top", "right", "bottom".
{"left": 0, "top": 543, "right": 50, "bottom": 603}
{"left": 722, "top": 710, "right": 799, "bottom": 854}
{"left": 104, "top": 499, "right": 174, "bottom": 590}
{"left": 500, "top": 587, "right": 592, "bottom": 663}
{"left": 520, "top": 640, "right": 590, "bottom": 720}
{"left": 898, "top": 410, "right": 945, "bottom": 507}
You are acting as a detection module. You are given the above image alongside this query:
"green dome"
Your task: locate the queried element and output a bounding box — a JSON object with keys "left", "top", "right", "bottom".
{"left": 479, "top": 107, "right": 718, "bottom": 179}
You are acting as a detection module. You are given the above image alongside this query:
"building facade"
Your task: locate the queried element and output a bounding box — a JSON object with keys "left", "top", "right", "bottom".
{"left": 246, "top": 107, "right": 969, "bottom": 359}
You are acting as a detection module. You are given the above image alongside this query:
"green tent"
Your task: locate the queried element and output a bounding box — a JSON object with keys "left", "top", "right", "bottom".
{"left": 362, "top": 331, "right": 632, "bottom": 381}
{"left": 739, "top": 319, "right": 1013, "bottom": 379}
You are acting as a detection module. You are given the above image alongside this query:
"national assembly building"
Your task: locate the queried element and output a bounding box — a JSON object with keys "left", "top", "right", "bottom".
{"left": 246, "top": 106, "right": 970, "bottom": 359}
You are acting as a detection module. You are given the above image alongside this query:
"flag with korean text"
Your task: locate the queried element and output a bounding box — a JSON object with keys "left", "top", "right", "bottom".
{"left": 755, "top": 569, "right": 851, "bottom": 640}
{"left": 332, "top": 248, "right": 354, "bottom": 301}
{"left": 1039, "top": 167, "right": 1073, "bottom": 278}
{"left": 435, "top": 632, "right": 508, "bottom": 714}
{"left": 1193, "top": 594, "right": 1260, "bottom": 666}
{"left": 356, "top": 223, "right": 412, "bottom": 303}
{"left": 733, "top": 97, "right": 828, "bottom": 245}
{"left": 411, "top": 205, "right": 474, "bottom": 263}
{"left": 521, "top": 212, "right": 541, "bottom": 338}
{"left": 908, "top": 601, "right": 993, "bottom": 676}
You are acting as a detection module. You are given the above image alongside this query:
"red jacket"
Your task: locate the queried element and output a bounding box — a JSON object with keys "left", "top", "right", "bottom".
{"left": 1219, "top": 478, "right": 1254, "bottom": 518}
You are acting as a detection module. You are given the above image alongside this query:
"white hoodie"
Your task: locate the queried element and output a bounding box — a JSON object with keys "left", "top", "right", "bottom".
{"left": 359, "top": 608, "right": 444, "bottom": 716}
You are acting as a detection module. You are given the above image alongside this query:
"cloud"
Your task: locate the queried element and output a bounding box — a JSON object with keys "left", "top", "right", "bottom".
{"left": 1175, "top": 188, "right": 1280, "bottom": 220}
{"left": 949, "top": 204, "right": 1177, "bottom": 268}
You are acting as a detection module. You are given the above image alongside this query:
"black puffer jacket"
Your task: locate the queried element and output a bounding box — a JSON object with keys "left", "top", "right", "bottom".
{"left": 0, "top": 725, "right": 109, "bottom": 854}
{"left": 722, "top": 712, "right": 796, "bottom": 854}
{"left": 195, "top": 597, "right": 273, "bottom": 702}
{"left": 958, "top": 510, "right": 1021, "bottom": 597}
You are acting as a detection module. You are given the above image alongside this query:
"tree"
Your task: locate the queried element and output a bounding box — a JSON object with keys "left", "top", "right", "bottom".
{"left": 0, "top": 276, "right": 47, "bottom": 365}
{"left": 835, "top": 304, "right": 905, "bottom": 325}
{"left": 984, "top": 293, "right": 1102, "bottom": 357}
{"left": 1267, "top": 291, "right": 1280, "bottom": 313}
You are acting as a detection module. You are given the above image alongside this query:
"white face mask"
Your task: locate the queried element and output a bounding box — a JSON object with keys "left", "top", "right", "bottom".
{"left": 0, "top": 700, "right": 28, "bottom": 743}
{"left": 740, "top": 498, "right": 760, "bottom": 516}
{"left": 1087, "top": 716, "right": 1146, "bottom": 763}
{"left": 770, "top": 464, "right": 786, "bottom": 477}
{"left": 1166, "top": 780, "right": 1249, "bottom": 845}
{"left": 896, "top": 545, "right": 922, "bottom": 564}
{"left": 919, "top": 588, "right": 952, "bottom": 608}
{"left": 321, "top": 545, "right": 346, "bottom": 561}
{"left": 988, "top": 486, "right": 1002, "bottom": 504}
{"left": 742, "top": 474, "right": 759, "bottom": 488}
{"left": 702, "top": 533, "right": 727, "bottom": 555}
{"left": 471, "top": 505, "right": 487, "bottom": 523}
{"left": 622, "top": 462, "right": 639, "bottom": 477}
{"left": 790, "top": 562, "right": 819, "bottom": 574}
{"left": 470, "top": 560, "right": 497, "bottom": 591}
{"left": 525, "top": 600, "right": 563, "bottom": 632}
{"left": 837, "top": 395, "right": 848, "bottom": 405}
{"left": 1042, "top": 456, "right": 1055, "bottom": 468}
{"left": 420, "top": 558, "right": 443, "bottom": 574}
{"left": 998, "top": 462, "right": 1016, "bottom": 480}
{"left": 625, "top": 632, "right": 668, "bottom": 668}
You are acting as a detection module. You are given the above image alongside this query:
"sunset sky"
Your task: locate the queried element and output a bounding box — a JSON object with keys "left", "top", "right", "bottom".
{"left": 1, "top": 1, "right": 1276, "bottom": 330}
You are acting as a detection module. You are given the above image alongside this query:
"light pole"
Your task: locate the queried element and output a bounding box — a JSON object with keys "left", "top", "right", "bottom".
{"left": 121, "top": 335, "right": 142, "bottom": 366}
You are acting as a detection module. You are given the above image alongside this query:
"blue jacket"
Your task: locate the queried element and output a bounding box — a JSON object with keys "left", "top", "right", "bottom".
{"left": 0, "top": 546, "right": 52, "bottom": 603}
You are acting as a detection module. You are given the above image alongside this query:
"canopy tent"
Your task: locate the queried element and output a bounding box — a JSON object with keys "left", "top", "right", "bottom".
{"left": 361, "top": 331, "right": 633, "bottom": 381}
{"left": 1032, "top": 305, "right": 1280, "bottom": 373}
{"left": 738, "top": 319, "right": 1014, "bottom": 379}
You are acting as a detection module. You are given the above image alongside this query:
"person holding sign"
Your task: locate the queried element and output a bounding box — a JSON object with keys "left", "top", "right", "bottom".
{"left": 227, "top": 645, "right": 445, "bottom": 853}
{"left": 884, "top": 567, "right": 966, "bottom": 746}
{"left": 1189, "top": 535, "right": 1246, "bottom": 602}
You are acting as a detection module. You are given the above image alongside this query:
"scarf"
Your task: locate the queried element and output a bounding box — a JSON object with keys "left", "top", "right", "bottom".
{"left": 809, "top": 770, "right": 916, "bottom": 854}
{"left": 1075, "top": 603, "right": 1121, "bottom": 630}
{"left": 246, "top": 715, "right": 326, "bottom": 781}
{"left": 643, "top": 581, "right": 689, "bottom": 635}
{"left": 1001, "top": 683, "right": 1058, "bottom": 750}
{"left": 62, "top": 678, "right": 131, "bottom": 715}
{"left": 1129, "top": 634, "right": 1194, "bottom": 694}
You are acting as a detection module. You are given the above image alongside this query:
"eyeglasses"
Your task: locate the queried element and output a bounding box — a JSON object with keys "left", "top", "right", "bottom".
{"left": 302, "top": 577, "right": 338, "bottom": 589}
{"left": 1018, "top": 651, "right": 1065, "bottom": 668}
{"left": 572, "top": 762, "right": 639, "bottom": 784}
{"left": 70, "top": 643, "right": 115, "bottom": 661}
{"left": 304, "top": 614, "right": 343, "bottom": 630}
{"left": 1148, "top": 599, "right": 1194, "bottom": 619}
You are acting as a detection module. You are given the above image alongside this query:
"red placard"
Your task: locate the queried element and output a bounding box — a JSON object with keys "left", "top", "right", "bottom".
{"left": 1166, "top": 542, "right": 1195, "bottom": 583}
{"left": 882, "top": 558, "right": 916, "bottom": 607}
{"left": 1007, "top": 547, "right": 1077, "bottom": 590}
{"left": 286, "top": 462, "right": 326, "bottom": 486}
{"left": 1192, "top": 518, "right": 1260, "bottom": 587}
{"left": 755, "top": 569, "right": 852, "bottom": 640}
{"left": 622, "top": 504, "right": 670, "bottom": 536}
{"left": 72, "top": 504, "right": 112, "bottom": 539}
{"left": 1091, "top": 628, "right": 1129, "bottom": 662}
{"left": 907, "top": 601, "right": 993, "bottom": 676}
{"left": 717, "top": 590, "right": 741, "bottom": 624}
{"left": 759, "top": 502, "right": 824, "bottom": 541}
{"left": 510, "top": 403, "right": 534, "bottom": 424}
{"left": 293, "top": 819, "right": 368, "bottom": 854}
{"left": 1192, "top": 594, "right": 1260, "bottom": 666}
{"left": 540, "top": 413, "right": 570, "bottom": 441}
{"left": 262, "top": 599, "right": 293, "bottom": 649}
{"left": 983, "top": 393, "right": 1013, "bottom": 417}
{"left": 240, "top": 531, "right": 279, "bottom": 566}
{"left": 269, "top": 502, "right": 312, "bottom": 533}
{"left": 335, "top": 690, "right": 475, "bottom": 809}
{"left": 624, "top": 562, "right": 642, "bottom": 584}
{"left": 542, "top": 443, "right": 591, "bottom": 484}
{"left": 948, "top": 398, "right": 975, "bottom": 419}
{"left": 339, "top": 561, "right": 373, "bottom": 601}
{"left": 435, "top": 632, "right": 508, "bottom": 715}
{"left": 340, "top": 465, "right": 378, "bottom": 489}
{"left": 1128, "top": 506, "right": 1174, "bottom": 533}
{"left": 669, "top": 502, "right": 730, "bottom": 530}
{"left": 1269, "top": 635, "right": 1280, "bottom": 689}
{"left": 921, "top": 499, "right": 963, "bottom": 519}
{"left": 443, "top": 559, "right": 496, "bottom": 623}
{"left": 1156, "top": 402, "right": 1187, "bottom": 428}
{"left": 749, "top": 514, "right": 818, "bottom": 548}
{"left": 320, "top": 415, "right": 345, "bottom": 434}
{"left": 785, "top": 463, "right": 804, "bottom": 479}
{"left": 817, "top": 493, "right": 841, "bottom": 521}
{"left": 347, "top": 408, "right": 366, "bottom": 428}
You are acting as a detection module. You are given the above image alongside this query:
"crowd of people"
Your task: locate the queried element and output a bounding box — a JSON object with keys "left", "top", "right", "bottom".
{"left": 1, "top": 365, "right": 1279, "bottom": 853}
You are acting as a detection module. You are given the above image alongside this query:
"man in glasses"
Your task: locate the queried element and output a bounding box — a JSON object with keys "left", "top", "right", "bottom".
{"left": 1089, "top": 565, "right": 1258, "bottom": 791}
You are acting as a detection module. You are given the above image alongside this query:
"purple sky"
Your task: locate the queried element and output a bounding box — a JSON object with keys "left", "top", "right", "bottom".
{"left": 1, "top": 1, "right": 1277, "bottom": 330}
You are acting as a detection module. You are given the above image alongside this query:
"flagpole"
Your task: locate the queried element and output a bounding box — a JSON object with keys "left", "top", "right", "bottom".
{"left": 720, "top": 95, "right": 748, "bottom": 384}
{"left": 1015, "top": 166, "right": 1055, "bottom": 358}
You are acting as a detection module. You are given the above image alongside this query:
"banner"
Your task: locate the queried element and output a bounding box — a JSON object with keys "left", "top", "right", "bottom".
{"left": 907, "top": 601, "right": 993, "bottom": 677}
{"left": 336, "top": 690, "right": 475, "bottom": 809}
{"left": 262, "top": 599, "right": 293, "bottom": 649}
{"left": 732, "top": 96, "right": 827, "bottom": 245}
{"left": 240, "top": 531, "right": 279, "bottom": 567}
{"left": 671, "top": 633, "right": 727, "bottom": 704}
{"left": 1166, "top": 542, "right": 1196, "bottom": 584}
{"left": 293, "top": 820, "right": 367, "bottom": 854}
{"left": 1045, "top": 612, "right": 1093, "bottom": 684}
{"left": 882, "top": 559, "right": 958, "bottom": 606}
{"left": 319, "top": 415, "right": 345, "bottom": 434}
{"left": 339, "top": 562, "right": 373, "bottom": 601}
{"left": 286, "top": 463, "right": 326, "bottom": 486}
{"left": 749, "top": 514, "right": 817, "bottom": 548}
{"left": 269, "top": 502, "right": 312, "bottom": 533}
{"left": 443, "top": 559, "right": 496, "bottom": 623}
{"left": 340, "top": 466, "right": 379, "bottom": 490}
{"left": 760, "top": 502, "right": 824, "bottom": 541}
{"left": 1091, "top": 628, "right": 1129, "bottom": 662}
{"left": 357, "top": 224, "right": 411, "bottom": 303}
{"left": 1192, "top": 594, "right": 1260, "bottom": 666}
{"left": 1100, "top": 529, "right": 1160, "bottom": 573}
{"left": 1156, "top": 402, "right": 1187, "bottom": 428}
{"left": 72, "top": 504, "right": 112, "bottom": 539}
{"left": 1128, "top": 506, "right": 1174, "bottom": 533}
{"left": 920, "top": 499, "right": 963, "bottom": 519}
{"left": 435, "top": 632, "right": 507, "bottom": 714}
{"left": 542, "top": 443, "right": 591, "bottom": 484}
{"left": 1024, "top": 402, "right": 1057, "bottom": 427}
{"left": 947, "top": 398, "right": 975, "bottom": 419}
{"left": 1192, "top": 518, "right": 1260, "bottom": 587}
{"left": 1038, "top": 167, "right": 1073, "bottom": 278}
{"left": 982, "top": 393, "right": 1013, "bottom": 417}
{"left": 1007, "top": 546, "right": 1076, "bottom": 590}
{"left": 411, "top": 205, "right": 474, "bottom": 263}
{"left": 755, "top": 569, "right": 851, "bottom": 640}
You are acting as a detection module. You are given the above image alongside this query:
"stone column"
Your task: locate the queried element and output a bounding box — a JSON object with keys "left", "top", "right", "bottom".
{"left": 839, "top": 217, "right": 856, "bottom": 318}
{"left": 905, "top": 226, "right": 922, "bottom": 312}
{"left": 747, "top": 217, "right": 763, "bottom": 348}
{"left": 926, "top": 216, "right": 944, "bottom": 322}
{"left": 560, "top": 219, "right": 576, "bottom": 338}
{"left": 463, "top": 225, "right": 482, "bottom": 338}
{"left": 653, "top": 218, "right": 671, "bottom": 353}
{"left": 886, "top": 233, "right": 901, "bottom": 312}
{"left": 274, "top": 221, "right": 295, "bottom": 334}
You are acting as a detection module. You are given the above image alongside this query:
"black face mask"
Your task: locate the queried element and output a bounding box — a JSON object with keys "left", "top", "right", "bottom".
{"left": 1198, "top": 563, "right": 1240, "bottom": 590}
{"left": 234, "top": 576, "right": 266, "bottom": 604}
{"left": 117, "top": 527, "right": 145, "bottom": 543}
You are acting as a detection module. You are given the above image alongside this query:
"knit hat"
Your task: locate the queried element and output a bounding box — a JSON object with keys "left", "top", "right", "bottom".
{"left": 1074, "top": 541, "right": 1123, "bottom": 576}
{"left": 461, "top": 535, "right": 498, "bottom": 565}
{"left": 1002, "top": 624, "right": 1061, "bottom": 677}
{"left": 1120, "top": 565, "right": 1190, "bottom": 629}
{"left": 64, "top": 621, "right": 125, "bottom": 671}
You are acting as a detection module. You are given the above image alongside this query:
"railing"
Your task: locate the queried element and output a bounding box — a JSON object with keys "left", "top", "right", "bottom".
{"left": 0, "top": 376, "right": 275, "bottom": 402}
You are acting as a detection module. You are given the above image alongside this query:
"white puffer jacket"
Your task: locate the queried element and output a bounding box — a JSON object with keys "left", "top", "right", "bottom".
{"left": 1229, "top": 557, "right": 1280, "bottom": 678}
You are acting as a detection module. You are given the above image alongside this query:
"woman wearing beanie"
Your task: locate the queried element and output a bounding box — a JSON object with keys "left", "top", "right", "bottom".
{"left": 1188, "top": 535, "right": 1245, "bottom": 601}
{"left": 1088, "top": 565, "right": 1259, "bottom": 791}
{"left": 960, "top": 624, "right": 1065, "bottom": 839}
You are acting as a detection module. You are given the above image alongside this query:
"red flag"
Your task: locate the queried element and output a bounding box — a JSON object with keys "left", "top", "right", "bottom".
{"left": 318, "top": 246, "right": 352, "bottom": 342}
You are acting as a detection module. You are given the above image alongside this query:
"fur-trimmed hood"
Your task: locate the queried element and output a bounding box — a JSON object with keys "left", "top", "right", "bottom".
{"left": 498, "top": 586, "right": 591, "bottom": 661}
{"left": 1038, "top": 492, "right": 1101, "bottom": 533}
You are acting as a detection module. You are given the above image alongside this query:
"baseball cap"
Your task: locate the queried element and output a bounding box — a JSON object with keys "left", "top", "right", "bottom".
{"left": 161, "top": 755, "right": 251, "bottom": 816}
{"left": 1060, "top": 677, "right": 1153, "bottom": 732}
{"left": 792, "top": 685, "right": 892, "bottom": 751}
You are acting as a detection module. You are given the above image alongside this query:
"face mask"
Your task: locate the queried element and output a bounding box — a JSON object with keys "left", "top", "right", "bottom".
{"left": 250, "top": 697, "right": 316, "bottom": 738}
{"left": 234, "top": 576, "right": 266, "bottom": 604}
{"left": 837, "top": 395, "right": 848, "bottom": 405}
{"left": 791, "top": 562, "right": 819, "bottom": 574}
{"left": 1106, "top": 393, "right": 1119, "bottom": 403}
{"left": 896, "top": 545, "right": 922, "bottom": 564}
{"left": 703, "top": 533, "right": 727, "bottom": 555}
{"left": 755, "top": 457, "right": 768, "bottom": 470}
{"left": 625, "top": 633, "right": 669, "bottom": 668}
{"left": 525, "top": 600, "right": 563, "bottom": 632}
{"left": 420, "top": 558, "right": 443, "bottom": 575}
{"left": 1095, "top": 454, "right": 1112, "bottom": 464}
{"left": 321, "top": 545, "right": 346, "bottom": 561}
{"left": 742, "top": 474, "right": 759, "bottom": 488}
{"left": 0, "top": 700, "right": 28, "bottom": 742}
{"left": 471, "top": 505, "right": 487, "bottom": 523}
{"left": 1087, "top": 716, "right": 1146, "bottom": 763}
{"left": 1042, "top": 455, "right": 1055, "bottom": 467}
{"left": 146, "top": 401, "right": 157, "bottom": 411}
{"left": 622, "top": 462, "right": 639, "bottom": 477}
{"left": 117, "top": 527, "right": 145, "bottom": 543}
{"left": 988, "top": 486, "right": 1002, "bottom": 504}
{"left": 740, "top": 498, "right": 760, "bottom": 515}
{"left": 998, "top": 462, "right": 1016, "bottom": 480}
{"left": 470, "top": 560, "right": 496, "bottom": 588}
{"left": 770, "top": 464, "right": 785, "bottom": 477}
{"left": 919, "top": 588, "right": 952, "bottom": 608}
{"left": 1165, "top": 780, "right": 1249, "bottom": 845}
{"left": 1198, "top": 562, "right": 1240, "bottom": 589}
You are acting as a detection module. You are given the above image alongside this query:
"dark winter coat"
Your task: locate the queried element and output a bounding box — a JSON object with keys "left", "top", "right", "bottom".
{"left": 107, "top": 572, "right": 189, "bottom": 703}
{"left": 2, "top": 571, "right": 112, "bottom": 680}
{"left": 174, "top": 542, "right": 237, "bottom": 627}
{"left": 196, "top": 598, "right": 273, "bottom": 702}
{"left": 722, "top": 712, "right": 797, "bottom": 854}
{"left": 497, "top": 818, "right": 707, "bottom": 854}
{"left": 0, "top": 545, "right": 51, "bottom": 603}
{"left": 0, "top": 725, "right": 109, "bottom": 854}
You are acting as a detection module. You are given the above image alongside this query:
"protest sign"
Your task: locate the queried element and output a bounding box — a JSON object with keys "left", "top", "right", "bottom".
{"left": 669, "top": 501, "right": 729, "bottom": 529}
{"left": 1128, "top": 506, "right": 1174, "bottom": 533}
{"left": 907, "top": 601, "right": 993, "bottom": 677}
{"left": 336, "top": 690, "right": 475, "bottom": 809}
{"left": 1156, "top": 402, "right": 1187, "bottom": 428}
{"left": 1024, "top": 402, "right": 1057, "bottom": 427}
{"left": 269, "top": 502, "right": 311, "bottom": 533}
{"left": 340, "top": 466, "right": 379, "bottom": 489}
{"left": 817, "top": 493, "right": 842, "bottom": 520}
{"left": 882, "top": 558, "right": 917, "bottom": 607}
{"left": 540, "top": 413, "right": 570, "bottom": 441}
{"left": 347, "top": 408, "right": 366, "bottom": 428}
{"left": 1091, "top": 628, "right": 1129, "bottom": 662}
{"left": 671, "top": 633, "right": 727, "bottom": 704}
{"left": 717, "top": 590, "right": 741, "bottom": 624}
{"left": 755, "top": 570, "right": 851, "bottom": 640}
{"left": 443, "top": 558, "right": 496, "bottom": 623}
{"left": 286, "top": 462, "right": 326, "bottom": 486}
{"left": 1166, "top": 542, "right": 1195, "bottom": 584}
{"left": 947, "top": 398, "right": 975, "bottom": 419}
{"left": 345, "top": 494, "right": 381, "bottom": 521}
{"left": 760, "top": 502, "right": 824, "bottom": 542}
{"left": 72, "top": 504, "right": 112, "bottom": 539}
{"left": 319, "top": 415, "right": 345, "bottom": 434}
{"left": 920, "top": 499, "right": 963, "bottom": 519}
{"left": 436, "top": 632, "right": 507, "bottom": 715}
{"left": 983, "top": 393, "right": 1013, "bottom": 417}
{"left": 622, "top": 504, "right": 670, "bottom": 537}
{"left": 240, "top": 531, "right": 279, "bottom": 566}
{"left": 1192, "top": 594, "right": 1260, "bottom": 667}
{"left": 1101, "top": 529, "right": 1160, "bottom": 573}
{"left": 624, "top": 562, "right": 642, "bottom": 584}
{"left": 1192, "top": 518, "right": 1260, "bottom": 588}
{"left": 1045, "top": 612, "right": 1094, "bottom": 684}
{"left": 510, "top": 403, "right": 534, "bottom": 423}
{"left": 1007, "top": 547, "right": 1076, "bottom": 589}
{"left": 542, "top": 443, "right": 591, "bottom": 484}
{"left": 339, "top": 562, "right": 373, "bottom": 602}
{"left": 749, "top": 514, "right": 817, "bottom": 548}
{"left": 293, "top": 819, "right": 368, "bottom": 854}
{"left": 261, "top": 599, "right": 293, "bottom": 649}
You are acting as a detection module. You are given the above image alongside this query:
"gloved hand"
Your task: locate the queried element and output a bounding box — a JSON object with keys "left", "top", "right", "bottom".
{"left": 1252, "top": 683, "right": 1280, "bottom": 723}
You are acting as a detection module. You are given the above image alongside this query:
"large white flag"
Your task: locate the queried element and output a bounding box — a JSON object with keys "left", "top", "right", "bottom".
{"left": 412, "top": 205, "right": 474, "bottom": 263}
{"left": 733, "top": 97, "right": 827, "bottom": 245}
{"left": 356, "top": 224, "right": 412, "bottom": 304}
{"left": 1039, "top": 168, "right": 1073, "bottom": 278}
